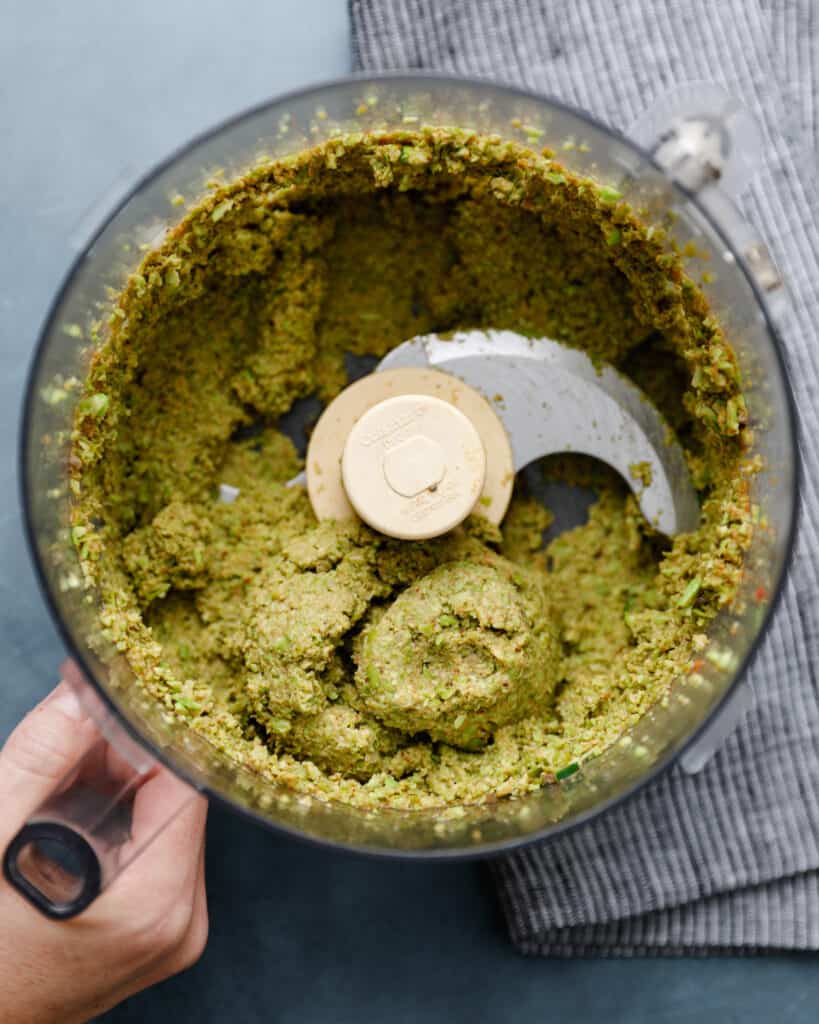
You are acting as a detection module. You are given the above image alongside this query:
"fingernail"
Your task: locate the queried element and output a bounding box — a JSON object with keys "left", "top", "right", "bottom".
{"left": 50, "top": 683, "right": 88, "bottom": 721}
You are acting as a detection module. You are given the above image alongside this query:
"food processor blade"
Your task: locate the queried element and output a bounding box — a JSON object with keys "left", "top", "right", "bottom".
{"left": 332, "top": 329, "right": 700, "bottom": 536}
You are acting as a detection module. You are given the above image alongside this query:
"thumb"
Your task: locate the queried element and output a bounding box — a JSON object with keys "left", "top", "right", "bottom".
{"left": 0, "top": 682, "right": 101, "bottom": 847}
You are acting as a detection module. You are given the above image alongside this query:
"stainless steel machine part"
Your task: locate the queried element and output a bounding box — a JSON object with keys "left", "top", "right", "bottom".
{"left": 292, "top": 329, "right": 700, "bottom": 537}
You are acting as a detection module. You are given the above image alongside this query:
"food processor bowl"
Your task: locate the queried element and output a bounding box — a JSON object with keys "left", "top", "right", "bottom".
{"left": 12, "top": 74, "right": 798, "bottom": 915}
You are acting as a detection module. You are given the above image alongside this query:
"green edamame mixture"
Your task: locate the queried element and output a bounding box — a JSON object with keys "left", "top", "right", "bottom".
{"left": 70, "top": 127, "right": 755, "bottom": 809}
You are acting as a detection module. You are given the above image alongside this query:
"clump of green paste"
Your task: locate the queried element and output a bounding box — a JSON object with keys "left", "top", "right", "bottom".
{"left": 69, "top": 126, "right": 755, "bottom": 810}
{"left": 356, "top": 559, "right": 560, "bottom": 750}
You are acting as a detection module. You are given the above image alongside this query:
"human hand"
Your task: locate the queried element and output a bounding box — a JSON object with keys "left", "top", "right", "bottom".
{"left": 0, "top": 662, "right": 209, "bottom": 1023}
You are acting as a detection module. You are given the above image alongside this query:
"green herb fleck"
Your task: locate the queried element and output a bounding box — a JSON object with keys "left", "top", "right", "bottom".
{"left": 677, "top": 577, "right": 702, "bottom": 608}
{"left": 79, "top": 393, "right": 110, "bottom": 418}
{"left": 267, "top": 717, "right": 291, "bottom": 736}
{"left": 211, "top": 200, "right": 233, "bottom": 222}
{"left": 706, "top": 648, "right": 735, "bottom": 670}
{"left": 174, "top": 697, "right": 201, "bottom": 713}
{"left": 597, "top": 185, "right": 623, "bottom": 204}
{"left": 725, "top": 396, "right": 742, "bottom": 434}
{"left": 41, "top": 385, "right": 69, "bottom": 406}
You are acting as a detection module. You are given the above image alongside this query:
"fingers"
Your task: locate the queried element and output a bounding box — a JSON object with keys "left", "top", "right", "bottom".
{"left": 98, "top": 794, "right": 209, "bottom": 998}
{"left": 107, "top": 828, "right": 209, "bottom": 1004}
{"left": 0, "top": 662, "right": 211, "bottom": 1023}
{"left": 0, "top": 682, "right": 101, "bottom": 848}
{"left": 141, "top": 829, "right": 210, "bottom": 985}
{"left": 115, "top": 769, "right": 208, "bottom": 905}
{"left": 173, "top": 842, "right": 210, "bottom": 972}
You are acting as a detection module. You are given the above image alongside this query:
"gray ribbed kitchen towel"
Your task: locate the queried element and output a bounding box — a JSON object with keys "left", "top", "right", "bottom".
{"left": 350, "top": 0, "right": 819, "bottom": 955}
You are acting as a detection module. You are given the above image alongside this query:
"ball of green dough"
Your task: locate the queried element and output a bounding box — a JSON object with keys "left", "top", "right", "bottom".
{"left": 354, "top": 558, "right": 561, "bottom": 750}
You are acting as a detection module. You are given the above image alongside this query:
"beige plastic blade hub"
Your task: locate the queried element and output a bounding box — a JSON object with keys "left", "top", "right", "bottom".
{"left": 305, "top": 368, "right": 514, "bottom": 539}
{"left": 343, "top": 394, "right": 485, "bottom": 540}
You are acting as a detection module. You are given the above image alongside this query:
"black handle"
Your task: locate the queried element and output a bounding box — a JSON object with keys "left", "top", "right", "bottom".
{"left": 1, "top": 679, "right": 199, "bottom": 921}
{"left": 4, "top": 822, "right": 102, "bottom": 920}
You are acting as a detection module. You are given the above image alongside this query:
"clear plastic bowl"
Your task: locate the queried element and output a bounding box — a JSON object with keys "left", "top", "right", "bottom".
{"left": 21, "top": 73, "right": 798, "bottom": 861}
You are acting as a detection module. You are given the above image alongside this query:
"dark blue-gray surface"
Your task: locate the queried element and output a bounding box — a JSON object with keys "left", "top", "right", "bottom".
{"left": 1, "top": 2, "right": 817, "bottom": 1021}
